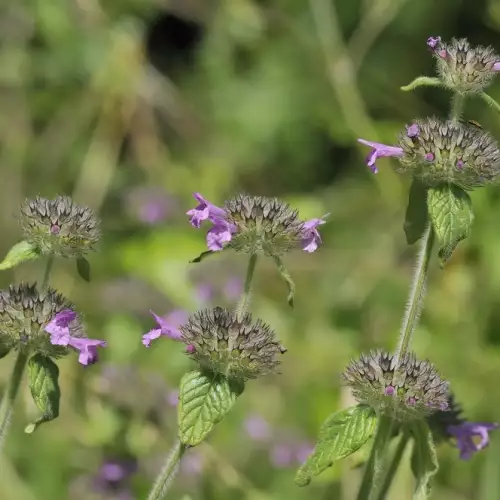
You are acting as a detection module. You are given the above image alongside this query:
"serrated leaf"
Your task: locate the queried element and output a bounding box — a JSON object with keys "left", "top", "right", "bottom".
{"left": 404, "top": 180, "right": 428, "bottom": 245}
{"left": 410, "top": 420, "right": 438, "bottom": 500}
{"left": 178, "top": 370, "right": 244, "bottom": 446}
{"left": 295, "top": 405, "right": 377, "bottom": 487}
{"left": 25, "top": 354, "right": 60, "bottom": 434}
{"left": 427, "top": 184, "right": 474, "bottom": 266}
{"left": 76, "top": 256, "right": 91, "bottom": 282}
{"left": 0, "top": 240, "right": 40, "bottom": 271}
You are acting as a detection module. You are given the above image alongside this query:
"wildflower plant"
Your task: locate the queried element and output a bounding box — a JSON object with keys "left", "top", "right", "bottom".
{"left": 141, "top": 193, "right": 324, "bottom": 499}
{"left": 0, "top": 196, "right": 105, "bottom": 445}
{"left": 294, "top": 36, "right": 499, "bottom": 500}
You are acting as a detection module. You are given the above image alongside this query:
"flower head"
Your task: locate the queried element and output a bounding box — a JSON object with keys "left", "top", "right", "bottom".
{"left": 45, "top": 309, "right": 106, "bottom": 365}
{"left": 180, "top": 307, "right": 286, "bottom": 379}
{"left": 343, "top": 351, "right": 449, "bottom": 421}
{"left": 20, "top": 196, "right": 100, "bottom": 258}
{"left": 427, "top": 36, "right": 500, "bottom": 92}
{"left": 359, "top": 117, "right": 500, "bottom": 188}
{"left": 141, "top": 309, "right": 188, "bottom": 347}
{"left": 187, "top": 193, "right": 326, "bottom": 256}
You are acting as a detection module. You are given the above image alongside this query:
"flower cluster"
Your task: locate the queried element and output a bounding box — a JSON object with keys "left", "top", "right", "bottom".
{"left": 20, "top": 196, "right": 100, "bottom": 258}
{"left": 427, "top": 36, "right": 500, "bottom": 93}
{"left": 187, "top": 193, "right": 326, "bottom": 256}
{"left": 0, "top": 284, "right": 105, "bottom": 365}
{"left": 343, "top": 350, "right": 449, "bottom": 421}
{"left": 358, "top": 117, "right": 500, "bottom": 188}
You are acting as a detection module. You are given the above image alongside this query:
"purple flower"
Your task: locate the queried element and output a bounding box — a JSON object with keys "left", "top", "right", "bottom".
{"left": 448, "top": 422, "right": 499, "bottom": 460}
{"left": 207, "top": 222, "right": 234, "bottom": 251}
{"left": 141, "top": 310, "right": 188, "bottom": 347}
{"left": 406, "top": 123, "right": 420, "bottom": 138}
{"left": 45, "top": 310, "right": 107, "bottom": 366}
{"left": 92, "top": 458, "right": 138, "bottom": 499}
{"left": 244, "top": 415, "right": 271, "bottom": 441}
{"left": 300, "top": 216, "right": 328, "bottom": 253}
{"left": 357, "top": 139, "right": 404, "bottom": 173}
{"left": 186, "top": 193, "right": 227, "bottom": 228}
{"left": 427, "top": 36, "right": 441, "bottom": 50}
{"left": 494, "top": 62, "right": 500, "bottom": 72}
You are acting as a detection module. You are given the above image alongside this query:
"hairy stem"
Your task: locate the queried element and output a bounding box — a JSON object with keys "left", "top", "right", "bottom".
{"left": 356, "top": 415, "right": 394, "bottom": 500}
{"left": 394, "top": 224, "right": 434, "bottom": 365}
{"left": 147, "top": 439, "right": 186, "bottom": 500}
{"left": 235, "top": 254, "right": 258, "bottom": 320}
{"left": 0, "top": 351, "right": 29, "bottom": 452}
{"left": 450, "top": 92, "right": 465, "bottom": 122}
{"left": 375, "top": 431, "right": 410, "bottom": 500}
{"left": 41, "top": 255, "right": 54, "bottom": 290}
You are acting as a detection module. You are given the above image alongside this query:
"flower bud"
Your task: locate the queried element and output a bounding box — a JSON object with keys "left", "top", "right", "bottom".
{"left": 20, "top": 196, "right": 100, "bottom": 258}
{"left": 180, "top": 307, "right": 286, "bottom": 380}
{"left": 427, "top": 36, "right": 500, "bottom": 92}
{"left": 343, "top": 350, "right": 449, "bottom": 421}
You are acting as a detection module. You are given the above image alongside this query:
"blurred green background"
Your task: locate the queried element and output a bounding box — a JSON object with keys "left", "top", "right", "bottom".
{"left": 2, "top": 0, "right": 500, "bottom": 498}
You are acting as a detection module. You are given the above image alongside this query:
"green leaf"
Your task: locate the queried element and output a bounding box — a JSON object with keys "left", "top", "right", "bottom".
{"left": 400, "top": 76, "right": 442, "bottom": 92}
{"left": 273, "top": 256, "right": 295, "bottom": 308}
{"left": 410, "top": 420, "right": 438, "bottom": 500}
{"left": 427, "top": 184, "right": 474, "bottom": 266}
{"left": 0, "top": 240, "right": 40, "bottom": 271}
{"left": 178, "top": 370, "right": 244, "bottom": 446}
{"left": 190, "top": 250, "right": 216, "bottom": 264}
{"left": 25, "top": 354, "right": 60, "bottom": 434}
{"left": 76, "top": 256, "right": 91, "bottom": 282}
{"left": 404, "top": 180, "right": 428, "bottom": 245}
{"left": 295, "top": 405, "right": 377, "bottom": 487}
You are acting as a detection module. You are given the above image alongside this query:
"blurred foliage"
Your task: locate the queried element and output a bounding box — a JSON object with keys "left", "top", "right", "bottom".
{"left": 1, "top": 0, "right": 500, "bottom": 498}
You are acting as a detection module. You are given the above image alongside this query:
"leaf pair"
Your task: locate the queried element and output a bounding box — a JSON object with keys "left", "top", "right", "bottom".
{"left": 405, "top": 180, "right": 474, "bottom": 266}
{"left": 0, "top": 240, "right": 91, "bottom": 281}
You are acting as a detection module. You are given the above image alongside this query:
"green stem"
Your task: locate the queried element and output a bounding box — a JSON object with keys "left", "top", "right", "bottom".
{"left": 235, "top": 254, "right": 258, "bottom": 320}
{"left": 41, "top": 256, "right": 54, "bottom": 290}
{"left": 450, "top": 92, "right": 465, "bottom": 122}
{"left": 0, "top": 351, "right": 29, "bottom": 451}
{"left": 147, "top": 440, "right": 186, "bottom": 500}
{"left": 356, "top": 415, "right": 394, "bottom": 500}
{"left": 394, "top": 225, "right": 434, "bottom": 365}
{"left": 375, "top": 431, "right": 410, "bottom": 500}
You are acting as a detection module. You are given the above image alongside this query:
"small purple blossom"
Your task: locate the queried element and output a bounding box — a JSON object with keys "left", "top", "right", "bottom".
{"left": 141, "top": 309, "right": 188, "bottom": 347}
{"left": 206, "top": 222, "right": 235, "bottom": 251}
{"left": 384, "top": 386, "right": 395, "bottom": 396}
{"left": 186, "top": 344, "right": 196, "bottom": 354}
{"left": 186, "top": 193, "right": 227, "bottom": 229}
{"left": 357, "top": 139, "right": 404, "bottom": 173}
{"left": 494, "top": 62, "right": 500, "bottom": 72}
{"left": 300, "top": 216, "right": 328, "bottom": 253}
{"left": 456, "top": 160, "right": 464, "bottom": 169}
{"left": 45, "top": 310, "right": 107, "bottom": 366}
{"left": 406, "top": 123, "right": 420, "bottom": 138}
{"left": 427, "top": 36, "right": 441, "bottom": 50}
{"left": 448, "top": 422, "right": 499, "bottom": 460}
{"left": 425, "top": 152, "right": 435, "bottom": 162}
{"left": 50, "top": 224, "right": 61, "bottom": 235}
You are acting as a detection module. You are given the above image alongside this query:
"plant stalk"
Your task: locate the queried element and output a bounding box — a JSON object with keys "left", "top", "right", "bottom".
{"left": 450, "top": 92, "right": 465, "bottom": 122}
{"left": 356, "top": 415, "right": 394, "bottom": 500}
{"left": 394, "top": 225, "right": 434, "bottom": 365}
{"left": 147, "top": 439, "right": 186, "bottom": 500}
{"left": 235, "top": 254, "right": 258, "bottom": 320}
{"left": 375, "top": 431, "right": 410, "bottom": 500}
{"left": 0, "top": 351, "right": 29, "bottom": 451}
{"left": 41, "top": 255, "right": 54, "bottom": 290}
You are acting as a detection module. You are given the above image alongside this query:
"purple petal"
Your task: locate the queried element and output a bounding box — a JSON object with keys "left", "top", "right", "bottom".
{"left": 148, "top": 310, "right": 184, "bottom": 341}
{"left": 206, "top": 223, "right": 234, "bottom": 251}
{"left": 427, "top": 36, "right": 441, "bottom": 50}
{"left": 301, "top": 215, "right": 328, "bottom": 253}
{"left": 494, "top": 62, "right": 500, "bottom": 72}
{"left": 186, "top": 193, "right": 226, "bottom": 228}
{"left": 142, "top": 328, "right": 163, "bottom": 347}
{"left": 69, "top": 337, "right": 107, "bottom": 366}
{"left": 357, "top": 139, "right": 404, "bottom": 174}
{"left": 448, "top": 422, "right": 499, "bottom": 460}
{"left": 45, "top": 309, "right": 77, "bottom": 335}
{"left": 406, "top": 123, "right": 420, "bottom": 138}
